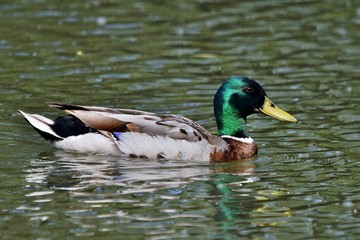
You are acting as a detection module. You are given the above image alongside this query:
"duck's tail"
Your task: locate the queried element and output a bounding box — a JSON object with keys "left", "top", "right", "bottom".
{"left": 19, "top": 110, "right": 121, "bottom": 155}
{"left": 18, "top": 110, "right": 63, "bottom": 142}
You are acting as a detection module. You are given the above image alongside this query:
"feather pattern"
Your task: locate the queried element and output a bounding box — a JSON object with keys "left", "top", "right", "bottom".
{"left": 20, "top": 104, "right": 229, "bottom": 160}
{"left": 19, "top": 110, "right": 63, "bottom": 140}
{"left": 114, "top": 132, "right": 214, "bottom": 161}
{"left": 19, "top": 77, "right": 297, "bottom": 161}
{"left": 54, "top": 133, "right": 120, "bottom": 155}
{"left": 49, "top": 103, "right": 228, "bottom": 148}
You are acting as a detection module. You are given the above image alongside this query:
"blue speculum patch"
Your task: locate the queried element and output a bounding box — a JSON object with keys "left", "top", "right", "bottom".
{"left": 112, "top": 132, "right": 121, "bottom": 140}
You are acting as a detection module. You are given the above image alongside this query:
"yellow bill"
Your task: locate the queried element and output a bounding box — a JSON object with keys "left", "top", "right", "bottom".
{"left": 260, "top": 96, "right": 297, "bottom": 122}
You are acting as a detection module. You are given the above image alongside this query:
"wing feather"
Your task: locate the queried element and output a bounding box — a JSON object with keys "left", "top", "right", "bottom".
{"left": 48, "top": 103, "right": 220, "bottom": 144}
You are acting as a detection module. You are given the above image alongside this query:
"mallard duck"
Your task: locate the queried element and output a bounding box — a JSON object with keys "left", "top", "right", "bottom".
{"left": 19, "top": 76, "right": 297, "bottom": 162}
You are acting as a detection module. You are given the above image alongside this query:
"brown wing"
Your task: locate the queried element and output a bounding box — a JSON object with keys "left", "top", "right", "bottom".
{"left": 48, "top": 103, "right": 223, "bottom": 145}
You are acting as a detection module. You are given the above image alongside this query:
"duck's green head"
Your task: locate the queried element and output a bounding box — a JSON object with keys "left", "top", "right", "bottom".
{"left": 214, "top": 76, "right": 297, "bottom": 138}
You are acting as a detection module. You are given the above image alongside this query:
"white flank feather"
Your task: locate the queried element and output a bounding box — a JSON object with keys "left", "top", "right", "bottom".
{"left": 115, "top": 132, "right": 213, "bottom": 161}
{"left": 54, "top": 133, "right": 121, "bottom": 155}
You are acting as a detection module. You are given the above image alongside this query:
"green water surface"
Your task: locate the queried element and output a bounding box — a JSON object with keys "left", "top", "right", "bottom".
{"left": 1, "top": 0, "right": 360, "bottom": 239}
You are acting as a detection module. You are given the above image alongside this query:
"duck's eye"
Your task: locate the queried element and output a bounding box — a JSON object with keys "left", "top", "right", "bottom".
{"left": 244, "top": 87, "right": 254, "bottom": 93}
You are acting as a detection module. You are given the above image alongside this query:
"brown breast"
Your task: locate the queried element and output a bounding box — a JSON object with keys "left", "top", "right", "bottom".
{"left": 210, "top": 137, "right": 258, "bottom": 162}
